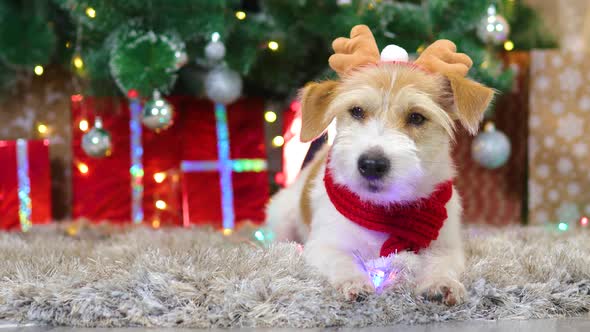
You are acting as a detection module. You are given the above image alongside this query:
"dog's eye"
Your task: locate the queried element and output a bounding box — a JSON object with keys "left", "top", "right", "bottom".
{"left": 349, "top": 106, "right": 365, "bottom": 120}
{"left": 407, "top": 112, "right": 427, "bottom": 126}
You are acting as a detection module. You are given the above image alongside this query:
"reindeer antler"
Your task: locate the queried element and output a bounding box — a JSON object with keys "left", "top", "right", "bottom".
{"left": 328, "top": 25, "right": 380, "bottom": 76}
{"left": 329, "top": 25, "right": 474, "bottom": 78}
{"left": 414, "top": 40, "right": 473, "bottom": 77}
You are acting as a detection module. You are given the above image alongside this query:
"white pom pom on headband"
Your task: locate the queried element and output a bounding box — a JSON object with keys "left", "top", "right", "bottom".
{"left": 380, "top": 44, "right": 409, "bottom": 63}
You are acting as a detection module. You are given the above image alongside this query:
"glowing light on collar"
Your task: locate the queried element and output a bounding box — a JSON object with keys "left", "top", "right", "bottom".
{"left": 353, "top": 251, "right": 401, "bottom": 292}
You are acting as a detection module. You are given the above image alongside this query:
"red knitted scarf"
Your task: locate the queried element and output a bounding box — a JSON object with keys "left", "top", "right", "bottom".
{"left": 324, "top": 166, "right": 453, "bottom": 257}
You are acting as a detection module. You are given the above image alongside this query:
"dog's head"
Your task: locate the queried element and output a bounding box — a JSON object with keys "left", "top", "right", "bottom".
{"left": 300, "top": 26, "right": 494, "bottom": 204}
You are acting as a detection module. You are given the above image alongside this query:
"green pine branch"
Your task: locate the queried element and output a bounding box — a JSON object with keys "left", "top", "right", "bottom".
{"left": 0, "top": 0, "right": 557, "bottom": 99}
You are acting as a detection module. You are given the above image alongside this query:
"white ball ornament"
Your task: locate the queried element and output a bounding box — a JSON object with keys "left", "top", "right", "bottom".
{"left": 477, "top": 4, "right": 510, "bottom": 45}
{"left": 205, "top": 66, "right": 243, "bottom": 105}
{"left": 205, "top": 40, "right": 226, "bottom": 62}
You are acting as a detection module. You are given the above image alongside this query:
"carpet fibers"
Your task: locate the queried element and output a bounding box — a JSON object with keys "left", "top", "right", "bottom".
{"left": 0, "top": 225, "right": 588, "bottom": 328}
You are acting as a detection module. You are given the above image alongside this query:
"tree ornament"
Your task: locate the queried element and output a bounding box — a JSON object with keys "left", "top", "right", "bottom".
{"left": 205, "top": 40, "right": 226, "bottom": 62}
{"left": 109, "top": 29, "right": 187, "bottom": 96}
{"left": 477, "top": 4, "right": 510, "bottom": 45}
{"left": 205, "top": 66, "right": 242, "bottom": 105}
{"left": 471, "top": 123, "right": 511, "bottom": 169}
{"left": 142, "top": 90, "right": 174, "bottom": 131}
{"left": 82, "top": 117, "right": 112, "bottom": 158}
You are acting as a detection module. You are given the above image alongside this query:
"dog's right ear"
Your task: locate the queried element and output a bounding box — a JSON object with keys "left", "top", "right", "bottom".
{"left": 300, "top": 80, "right": 340, "bottom": 143}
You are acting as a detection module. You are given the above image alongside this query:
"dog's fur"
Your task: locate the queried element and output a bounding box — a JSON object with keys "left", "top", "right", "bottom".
{"left": 266, "top": 63, "right": 493, "bottom": 305}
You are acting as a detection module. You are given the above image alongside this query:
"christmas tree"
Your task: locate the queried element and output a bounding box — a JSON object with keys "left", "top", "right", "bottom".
{"left": 0, "top": 0, "right": 555, "bottom": 100}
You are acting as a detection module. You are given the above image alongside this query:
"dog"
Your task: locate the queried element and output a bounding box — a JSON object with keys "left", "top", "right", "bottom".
{"left": 265, "top": 25, "right": 494, "bottom": 305}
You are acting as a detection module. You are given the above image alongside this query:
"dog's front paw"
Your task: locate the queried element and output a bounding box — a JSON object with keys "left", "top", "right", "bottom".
{"left": 417, "top": 277, "right": 466, "bottom": 306}
{"left": 334, "top": 277, "right": 375, "bottom": 301}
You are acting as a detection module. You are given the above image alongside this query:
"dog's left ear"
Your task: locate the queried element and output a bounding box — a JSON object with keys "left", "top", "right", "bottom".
{"left": 299, "top": 80, "right": 340, "bottom": 143}
{"left": 415, "top": 39, "right": 495, "bottom": 135}
{"left": 444, "top": 73, "right": 495, "bottom": 135}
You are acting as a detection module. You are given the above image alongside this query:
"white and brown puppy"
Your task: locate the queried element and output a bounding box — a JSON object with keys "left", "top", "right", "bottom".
{"left": 265, "top": 26, "right": 494, "bottom": 305}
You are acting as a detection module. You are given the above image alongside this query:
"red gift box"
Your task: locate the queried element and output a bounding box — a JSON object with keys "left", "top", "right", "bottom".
{"left": 179, "top": 99, "right": 269, "bottom": 229}
{"left": 0, "top": 139, "right": 52, "bottom": 231}
{"left": 71, "top": 96, "right": 183, "bottom": 225}
{"left": 71, "top": 96, "right": 269, "bottom": 228}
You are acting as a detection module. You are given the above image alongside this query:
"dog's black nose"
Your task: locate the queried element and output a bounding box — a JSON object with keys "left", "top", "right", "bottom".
{"left": 357, "top": 153, "right": 390, "bottom": 180}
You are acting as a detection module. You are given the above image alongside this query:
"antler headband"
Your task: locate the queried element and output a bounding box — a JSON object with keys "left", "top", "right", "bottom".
{"left": 328, "top": 25, "right": 473, "bottom": 77}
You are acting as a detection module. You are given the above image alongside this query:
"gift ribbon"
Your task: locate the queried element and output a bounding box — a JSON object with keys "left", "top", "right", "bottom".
{"left": 180, "top": 103, "right": 267, "bottom": 229}
{"left": 129, "top": 98, "right": 144, "bottom": 224}
{"left": 16, "top": 139, "right": 32, "bottom": 232}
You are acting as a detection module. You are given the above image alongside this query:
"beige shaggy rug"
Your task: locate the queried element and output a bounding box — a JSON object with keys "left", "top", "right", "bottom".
{"left": 0, "top": 224, "right": 588, "bottom": 328}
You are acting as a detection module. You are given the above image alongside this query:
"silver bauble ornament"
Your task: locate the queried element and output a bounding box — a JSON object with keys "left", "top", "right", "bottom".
{"left": 205, "top": 40, "right": 226, "bottom": 62}
{"left": 82, "top": 117, "right": 112, "bottom": 158}
{"left": 471, "top": 123, "right": 511, "bottom": 169}
{"left": 205, "top": 66, "right": 242, "bottom": 105}
{"left": 477, "top": 5, "right": 510, "bottom": 45}
{"left": 142, "top": 90, "right": 174, "bottom": 131}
